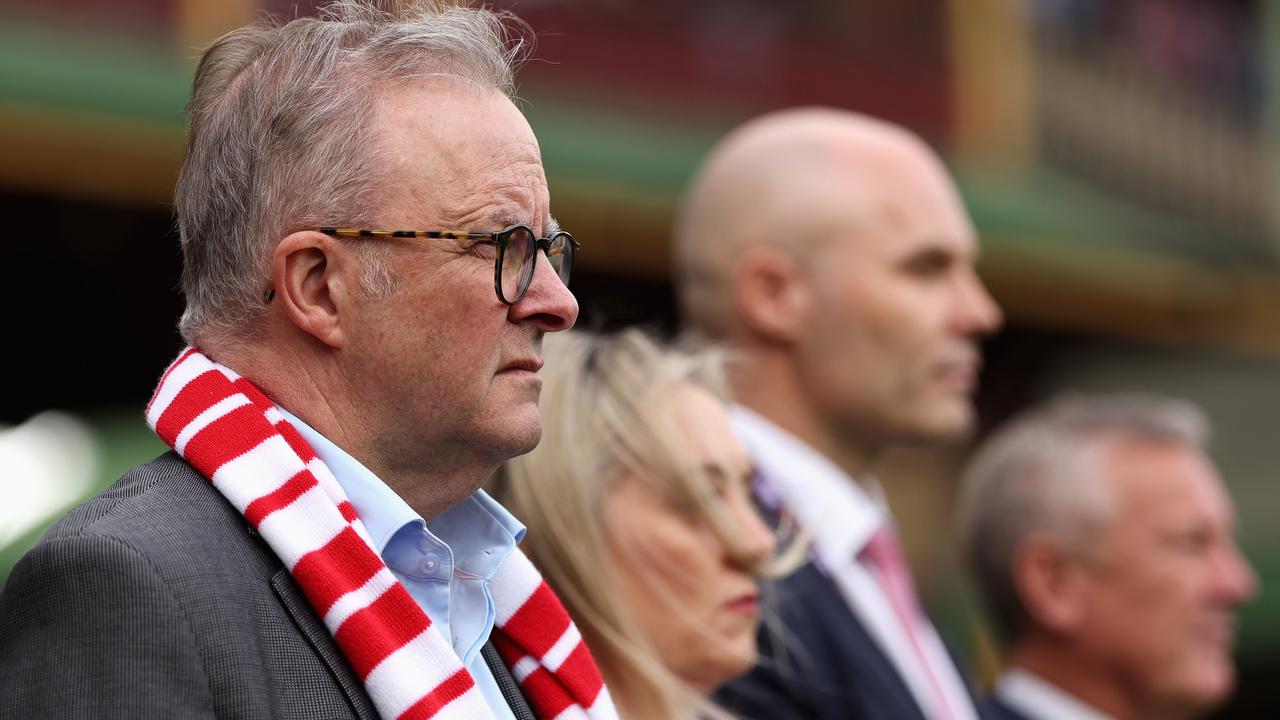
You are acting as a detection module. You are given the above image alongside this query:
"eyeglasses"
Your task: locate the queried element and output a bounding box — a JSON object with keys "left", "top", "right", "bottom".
{"left": 316, "top": 225, "right": 579, "bottom": 305}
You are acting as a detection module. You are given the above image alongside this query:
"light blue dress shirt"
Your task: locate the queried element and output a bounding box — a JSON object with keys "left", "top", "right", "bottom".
{"left": 278, "top": 408, "right": 522, "bottom": 720}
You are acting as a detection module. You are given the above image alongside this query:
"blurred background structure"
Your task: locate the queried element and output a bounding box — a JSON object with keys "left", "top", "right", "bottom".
{"left": 1, "top": 0, "right": 1276, "bottom": 715}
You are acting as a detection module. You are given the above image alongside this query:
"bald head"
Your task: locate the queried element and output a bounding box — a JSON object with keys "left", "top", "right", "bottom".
{"left": 674, "top": 107, "right": 966, "bottom": 339}
{"left": 673, "top": 107, "right": 1001, "bottom": 458}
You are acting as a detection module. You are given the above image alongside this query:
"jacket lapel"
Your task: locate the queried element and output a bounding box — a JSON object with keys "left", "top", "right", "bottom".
{"left": 482, "top": 642, "right": 536, "bottom": 720}
{"left": 273, "top": 567, "right": 537, "bottom": 720}
{"left": 270, "top": 569, "right": 380, "bottom": 720}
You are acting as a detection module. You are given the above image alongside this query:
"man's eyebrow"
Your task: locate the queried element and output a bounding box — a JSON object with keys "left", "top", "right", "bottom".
{"left": 481, "top": 213, "right": 558, "bottom": 235}
{"left": 484, "top": 212, "right": 522, "bottom": 230}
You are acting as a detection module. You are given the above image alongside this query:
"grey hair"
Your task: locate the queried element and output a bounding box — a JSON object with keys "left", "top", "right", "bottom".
{"left": 957, "top": 392, "right": 1210, "bottom": 641}
{"left": 175, "top": 0, "right": 528, "bottom": 344}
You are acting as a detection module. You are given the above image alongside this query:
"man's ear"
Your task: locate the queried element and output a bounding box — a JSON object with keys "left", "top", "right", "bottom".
{"left": 269, "top": 230, "right": 350, "bottom": 349}
{"left": 1012, "top": 532, "right": 1091, "bottom": 636}
{"left": 732, "top": 245, "right": 811, "bottom": 344}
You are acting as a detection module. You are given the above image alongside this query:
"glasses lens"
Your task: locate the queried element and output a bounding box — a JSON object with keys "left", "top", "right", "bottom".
{"left": 499, "top": 226, "right": 535, "bottom": 302}
{"left": 547, "top": 232, "right": 575, "bottom": 285}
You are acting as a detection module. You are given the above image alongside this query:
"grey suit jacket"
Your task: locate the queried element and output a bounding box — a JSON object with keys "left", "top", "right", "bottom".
{"left": 0, "top": 452, "right": 534, "bottom": 719}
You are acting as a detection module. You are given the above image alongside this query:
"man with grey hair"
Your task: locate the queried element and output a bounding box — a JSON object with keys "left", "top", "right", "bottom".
{"left": 0, "top": 3, "right": 616, "bottom": 719}
{"left": 959, "top": 393, "right": 1257, "bottom": 720}
{"left": 676, "top": 107, "right": 1002, "bottom": 719}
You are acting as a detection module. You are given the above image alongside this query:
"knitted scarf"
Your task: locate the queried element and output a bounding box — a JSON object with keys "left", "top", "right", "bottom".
{"left": 146, "top": 348, "right": 616, "bottom": 720}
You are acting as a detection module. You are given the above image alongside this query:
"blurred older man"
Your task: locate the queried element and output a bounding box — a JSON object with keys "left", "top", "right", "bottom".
{"left": 675, "top": 107, "right": 1002, "bottom": 719}
{"left": 0, "top": 3, "right": 615, "bottom": 719}
{"left": 960, "top": 394, "right": 1257, "bottom": 720}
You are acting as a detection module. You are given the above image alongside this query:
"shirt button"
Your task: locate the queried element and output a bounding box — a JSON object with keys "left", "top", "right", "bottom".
{"left": 421, "top": 554, "right": 440, "bottom": 574}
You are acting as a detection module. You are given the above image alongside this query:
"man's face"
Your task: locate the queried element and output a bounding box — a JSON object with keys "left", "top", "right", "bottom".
{"left": 795, "top": 149, "right": 1002, "bottom": 445}
{"left": 344, "top": 81, "right": 578, "bottom": 481}
{"left": 1074, "top": 439, "right": 1257, "bottom": 716}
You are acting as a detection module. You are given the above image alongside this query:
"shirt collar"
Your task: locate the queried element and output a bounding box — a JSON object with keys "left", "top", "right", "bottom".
{"left": 276, "top": 406, "right": 418, "bottom": 554}
{"left": 997, "top": 668, "right": 1116, "bottom": 720}
{"left": 730, "top": 405, "right": 887, "bottom": 567}
{"left": 431, "top": 488, "right": 525, "bottom": 579}
{"left": 275, "top": 406, "right": 524, "bottom": 576}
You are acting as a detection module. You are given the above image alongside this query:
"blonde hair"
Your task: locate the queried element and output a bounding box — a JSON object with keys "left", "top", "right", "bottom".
{"left": 493, "top": 328, "right": 787, "bottom": 719}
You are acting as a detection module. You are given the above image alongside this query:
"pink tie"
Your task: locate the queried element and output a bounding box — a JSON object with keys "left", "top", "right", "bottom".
{"left": 860, "top": 524, "right": 956, "bottom": 720}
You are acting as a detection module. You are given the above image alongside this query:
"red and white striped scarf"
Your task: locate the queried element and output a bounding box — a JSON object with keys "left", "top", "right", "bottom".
{"left": 146, "top": 348, "right": 616, "bottom": 720}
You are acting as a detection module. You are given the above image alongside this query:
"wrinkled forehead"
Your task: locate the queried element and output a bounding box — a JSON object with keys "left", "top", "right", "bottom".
{"left": 372, "top": 78, "right": 548, "bottom": 227}
{"left": 1102, "top": 438, "right": 1235, "bottom": 527}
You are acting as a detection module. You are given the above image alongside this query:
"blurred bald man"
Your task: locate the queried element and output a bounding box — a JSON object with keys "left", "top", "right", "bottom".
{"left": 674, "top": 107, "right": 1002, "bottom": 720}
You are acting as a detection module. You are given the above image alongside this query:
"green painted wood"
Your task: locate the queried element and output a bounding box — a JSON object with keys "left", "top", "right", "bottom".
{"left": 0, "top": 18, "right": 188, "bottom": 126}
{"left": 0, "top": 19, "right": 1274, "bottom": 276}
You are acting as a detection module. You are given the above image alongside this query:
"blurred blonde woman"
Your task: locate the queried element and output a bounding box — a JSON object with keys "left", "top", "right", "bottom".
{"left": 493, "top": 329, "right": 792, "bottom": 719}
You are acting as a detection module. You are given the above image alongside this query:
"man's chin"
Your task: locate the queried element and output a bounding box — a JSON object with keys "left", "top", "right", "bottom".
{"left": 510, "top": 428, "right": 542, "bottom": 458}
{"left": 1149, "top": 653, "right": 1238, "bottom": 715}
{"left": 494, "top": 410, "right": 542, "bottom": 460}
{"left": 1191, "top": 657, "right": 1238, "bottom": 704}
{"left": 906, "top": 403, "right": 975, "bottom": 444}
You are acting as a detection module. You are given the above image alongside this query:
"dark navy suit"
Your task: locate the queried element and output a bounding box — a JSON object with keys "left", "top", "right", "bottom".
{"left": 716, "top": 560, "right": 932, "bottom": 720}
{"left": 978, "top": 696, "right": 1033, "bottom": 720}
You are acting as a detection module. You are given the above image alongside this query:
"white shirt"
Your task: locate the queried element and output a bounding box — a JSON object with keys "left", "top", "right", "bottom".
{"left": 731, "top": 405, "right": 979, "bottom": 720}
{"left": 996, "top": 669, "right": 1115, "bottom": 720}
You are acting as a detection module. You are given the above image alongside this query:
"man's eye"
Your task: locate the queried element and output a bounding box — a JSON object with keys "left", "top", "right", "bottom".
{"left": 1167, "top": 528, "right": 1212, "bottom": 554}
{"left": 902, "top": 249, "right": 952, "bottom": 277}
{"left": 469, "top": 239, "right": 500, "bottom": 257}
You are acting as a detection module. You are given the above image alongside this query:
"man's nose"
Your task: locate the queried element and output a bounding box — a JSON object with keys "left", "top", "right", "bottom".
{"left": 1218, "top": 541, "right": 1259, "bottom": 605}
{"left": 954, "top": 270, "right": 1003, "bottom": 336}
{"left": 509, "top": 250, "right": 579, "bottom": 332}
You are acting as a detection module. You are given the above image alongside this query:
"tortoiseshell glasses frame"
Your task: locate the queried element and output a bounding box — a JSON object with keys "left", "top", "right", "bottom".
{"left": 316, "top": 225, "right": 579, "bottom": 305}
